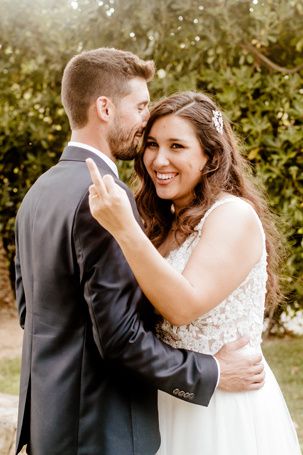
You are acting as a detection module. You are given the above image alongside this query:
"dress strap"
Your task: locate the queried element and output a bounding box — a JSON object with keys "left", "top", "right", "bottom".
{"left": 194, "top": 197, "right": 239, "bottom": 235}
{"left": 194, "top": 196, "right": 266, "bottom": 251}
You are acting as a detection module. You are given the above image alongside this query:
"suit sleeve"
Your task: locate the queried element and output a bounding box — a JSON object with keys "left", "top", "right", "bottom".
{"left": 73, "top": 189, "right": 218, "bottom": 407}
{"left": 15, "top": 220, "right": 26, "bottom": 329}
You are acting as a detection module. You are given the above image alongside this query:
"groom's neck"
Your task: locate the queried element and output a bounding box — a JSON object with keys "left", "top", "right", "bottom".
{"left": 70, "top": 128, "right": 115, "bottom": 162}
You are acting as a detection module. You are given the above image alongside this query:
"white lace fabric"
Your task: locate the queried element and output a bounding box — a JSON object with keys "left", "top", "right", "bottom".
{"left": 156, "top": 197, "right": 268, "bottom": 355}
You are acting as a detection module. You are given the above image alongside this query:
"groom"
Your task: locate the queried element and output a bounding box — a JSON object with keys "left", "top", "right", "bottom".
{"left": 15, "top": 48, "right": 264, "bottom": 455}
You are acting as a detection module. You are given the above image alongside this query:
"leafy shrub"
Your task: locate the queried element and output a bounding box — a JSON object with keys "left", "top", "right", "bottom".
{"left": 0, "top": 0, "right": 302, "bottom": 322}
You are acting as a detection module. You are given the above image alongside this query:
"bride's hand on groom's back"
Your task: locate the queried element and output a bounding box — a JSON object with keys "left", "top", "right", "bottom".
{"left": 215, "top": 337, "right": 265, "bottom": 392}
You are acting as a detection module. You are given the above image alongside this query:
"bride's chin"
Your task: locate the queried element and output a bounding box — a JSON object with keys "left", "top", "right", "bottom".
{"left": 155, "top": 191, "right": 170, "bottom": 201}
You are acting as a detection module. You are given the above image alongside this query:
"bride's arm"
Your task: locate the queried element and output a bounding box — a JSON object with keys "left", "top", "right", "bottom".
{"left": 86, "top": 159, "right": 263, "bottom": 326}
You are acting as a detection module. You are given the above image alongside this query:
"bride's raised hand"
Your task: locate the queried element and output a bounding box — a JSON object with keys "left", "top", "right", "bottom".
{"left": 86, "top": 158, "right": 136, "bottom": 237}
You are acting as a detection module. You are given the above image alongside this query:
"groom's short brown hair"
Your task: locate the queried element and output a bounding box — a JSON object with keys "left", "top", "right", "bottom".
{"left": 61, "top": 47, "right": 155, "bottom": 129}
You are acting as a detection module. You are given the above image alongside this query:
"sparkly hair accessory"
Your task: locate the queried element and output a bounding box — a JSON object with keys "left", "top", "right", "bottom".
{"left": 212, "top": 110, "right": 224, "bottom": 134}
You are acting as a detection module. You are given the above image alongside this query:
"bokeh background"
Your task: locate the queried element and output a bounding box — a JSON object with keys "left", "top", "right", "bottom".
{"left": 0, "top": 0, "right": 302, "bottom": 450}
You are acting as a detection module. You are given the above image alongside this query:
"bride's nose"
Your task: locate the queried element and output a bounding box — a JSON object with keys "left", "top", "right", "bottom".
{"left": 153, "top": 149, "right": 170, "bottom": 167}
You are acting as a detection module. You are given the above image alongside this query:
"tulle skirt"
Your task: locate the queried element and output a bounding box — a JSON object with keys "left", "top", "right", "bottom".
{"left": 156, "top": 359, "right": 301, "bottom": 455}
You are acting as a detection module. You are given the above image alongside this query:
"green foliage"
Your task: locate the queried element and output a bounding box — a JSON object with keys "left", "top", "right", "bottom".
{"left": 0, "top": 0, "right": 302, "bottom": 315}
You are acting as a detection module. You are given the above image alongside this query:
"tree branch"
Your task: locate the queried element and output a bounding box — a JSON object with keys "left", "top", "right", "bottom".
{"left": 241, "top": 43, "right": 303, "bottom": 74}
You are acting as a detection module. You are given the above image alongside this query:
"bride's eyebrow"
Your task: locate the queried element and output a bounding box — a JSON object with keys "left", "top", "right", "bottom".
{"left": 167, "top": 137, "right": 187, "bottom": 142}
{"left": 147, "top": 135, "right": 190, "bottom": 144}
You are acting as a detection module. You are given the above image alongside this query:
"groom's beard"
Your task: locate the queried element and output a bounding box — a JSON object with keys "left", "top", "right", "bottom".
{"left": 108, "top": 118, "right": 143, "bottom": 161}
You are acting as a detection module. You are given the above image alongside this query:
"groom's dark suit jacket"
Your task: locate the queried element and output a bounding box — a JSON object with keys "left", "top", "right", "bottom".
{"left": 15, "top": 145, "right": 218, "bottom": 455}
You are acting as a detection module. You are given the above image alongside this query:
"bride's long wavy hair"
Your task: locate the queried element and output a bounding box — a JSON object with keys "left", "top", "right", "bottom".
{"left": 134, "top": 91, "right": 283, "bottom": 310}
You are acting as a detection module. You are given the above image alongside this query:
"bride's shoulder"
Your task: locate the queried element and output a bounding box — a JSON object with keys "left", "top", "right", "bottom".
{"left": 204, "top": 194, "right": 256, "bottom": 219}
{"left": 200, "top": 195, "right": 263, "bottom": 243}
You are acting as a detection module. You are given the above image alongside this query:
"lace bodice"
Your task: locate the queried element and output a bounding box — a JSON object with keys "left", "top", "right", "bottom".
{"left": 156, "top": 197, "right": 268, "bottom": 355}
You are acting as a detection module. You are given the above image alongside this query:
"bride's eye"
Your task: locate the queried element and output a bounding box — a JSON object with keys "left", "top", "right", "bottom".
{"left": 146, "top": 141, "right": 158, "bottom": 149}
{"left": 171, "top": 143, "right": 184, "bottom": 149}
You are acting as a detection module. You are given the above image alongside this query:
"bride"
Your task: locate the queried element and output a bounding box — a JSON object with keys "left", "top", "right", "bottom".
{"left": 86, "top": 91, "right": 301, "bottom": 454}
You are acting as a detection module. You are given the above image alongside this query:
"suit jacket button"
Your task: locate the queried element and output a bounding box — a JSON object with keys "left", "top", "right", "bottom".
{"left": 173, "top": 388, "right": 179, "bottom": 395}
{"left": 178, "top": 390, "right": 185, "bottom": 397}
{"left": 188, "top": 393, "right": 194, "bottom": 400}
{"left": 184, "top": 392, "right": 190, "bottom": 399}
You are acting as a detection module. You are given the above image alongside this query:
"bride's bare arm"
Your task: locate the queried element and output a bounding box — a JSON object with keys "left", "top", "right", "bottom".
{"left": 86, "top": 159, "right": 263, "bottom": 326}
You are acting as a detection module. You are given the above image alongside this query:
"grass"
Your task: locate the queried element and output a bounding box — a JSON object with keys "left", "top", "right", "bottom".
{"left": 262, "top": 336, "right": 303, "bottom": 451}
{"left": 0, "top": 357, "right": 20, "bottom": 395}
{"left": 0, "top": 338, "right": 302, "bottom": 449}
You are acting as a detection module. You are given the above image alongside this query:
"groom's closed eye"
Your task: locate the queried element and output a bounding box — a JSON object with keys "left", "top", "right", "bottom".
{"left": 137, "top": 101, "right": 149, "bottom": 112}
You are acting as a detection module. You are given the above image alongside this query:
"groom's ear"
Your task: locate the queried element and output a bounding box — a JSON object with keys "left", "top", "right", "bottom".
{"left": 95, "top": 96, "right": 114, "bottom": 123}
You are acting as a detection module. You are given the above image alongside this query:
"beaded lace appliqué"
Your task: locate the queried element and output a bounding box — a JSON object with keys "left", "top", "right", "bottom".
{"left": 156, "top": 198, "right": 268, "bottom": 355}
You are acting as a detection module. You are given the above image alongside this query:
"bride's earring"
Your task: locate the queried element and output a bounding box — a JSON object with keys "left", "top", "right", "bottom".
{"left": 170, "top": 204, "right": 175, "bottom": 214}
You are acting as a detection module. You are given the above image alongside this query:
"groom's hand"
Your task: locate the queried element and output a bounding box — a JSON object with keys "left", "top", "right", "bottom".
{"left": 215, "top": 337, "right": 265, "bottom": 392}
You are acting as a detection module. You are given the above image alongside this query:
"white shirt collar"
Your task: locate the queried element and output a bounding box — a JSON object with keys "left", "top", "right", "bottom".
{"left": 68, "top": 141, "right": 119, "bottom": 177}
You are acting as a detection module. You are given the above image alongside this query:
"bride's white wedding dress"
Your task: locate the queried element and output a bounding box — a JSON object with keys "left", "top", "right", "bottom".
{"left": 156, "top": 197, "right": 301, "bottom": 455}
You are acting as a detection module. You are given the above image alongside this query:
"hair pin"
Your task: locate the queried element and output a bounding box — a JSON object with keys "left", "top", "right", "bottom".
{"left": 212, "top": 110, "right": 223, "bottom": 134}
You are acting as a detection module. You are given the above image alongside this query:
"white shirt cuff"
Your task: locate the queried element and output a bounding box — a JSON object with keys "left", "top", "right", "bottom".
{"left": 213, "top": 356, "right": 220, "bottom": 389}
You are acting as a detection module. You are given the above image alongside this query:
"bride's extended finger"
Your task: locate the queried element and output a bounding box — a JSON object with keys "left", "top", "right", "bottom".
{"left": 86, "top": 158, "right": 107, "bottom": 195}
{"left": 103, "top": 174, "right": 119, "bottom": 195}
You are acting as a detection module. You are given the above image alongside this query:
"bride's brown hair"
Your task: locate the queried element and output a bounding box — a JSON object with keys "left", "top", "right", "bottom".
{"left": 134, "top": 91, "right": 283, "bottom": 310}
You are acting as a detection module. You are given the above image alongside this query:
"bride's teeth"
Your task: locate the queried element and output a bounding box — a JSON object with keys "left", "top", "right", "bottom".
{"left": 157, "top": 172, "right": 176, "bottom": 180}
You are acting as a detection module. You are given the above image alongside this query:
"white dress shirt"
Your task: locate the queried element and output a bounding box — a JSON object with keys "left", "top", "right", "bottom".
{"left": 68, "top": 141, "right": 119, "bottom": 177}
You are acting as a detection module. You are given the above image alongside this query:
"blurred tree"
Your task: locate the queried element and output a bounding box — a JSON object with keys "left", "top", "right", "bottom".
{"left": 0, "top": 238, "right": 15, "bottom": 311}
{"left": 0, "top": 0, "right": 302, "bottom": 328}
